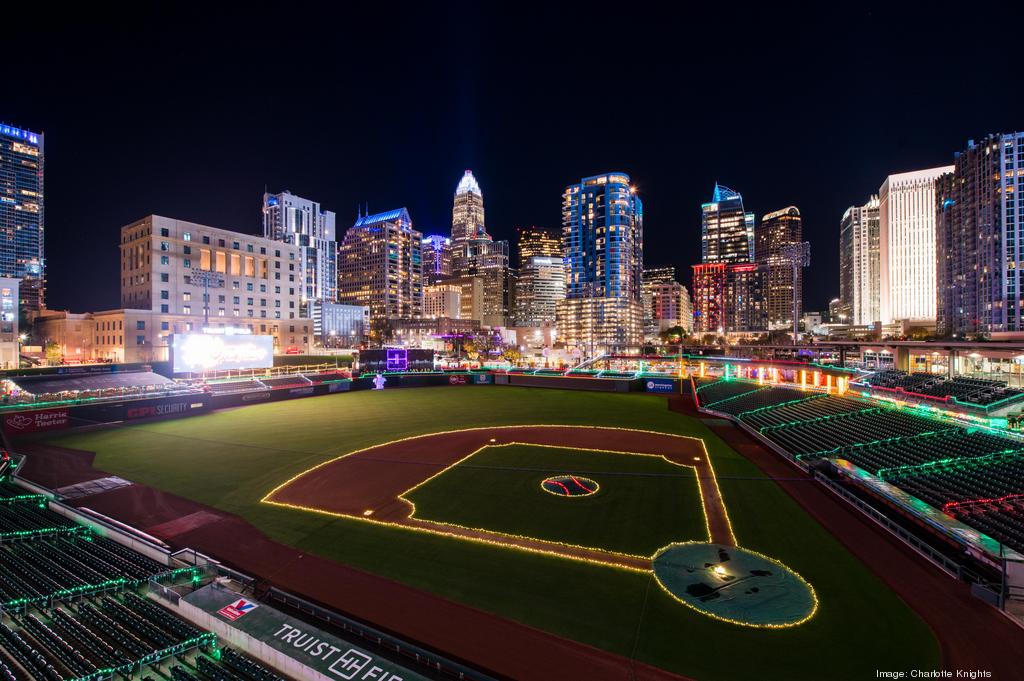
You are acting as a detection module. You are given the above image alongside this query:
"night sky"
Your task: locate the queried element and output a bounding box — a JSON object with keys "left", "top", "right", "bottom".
{"left": 6, "top": 4, "right": 1019, "bottom": 314}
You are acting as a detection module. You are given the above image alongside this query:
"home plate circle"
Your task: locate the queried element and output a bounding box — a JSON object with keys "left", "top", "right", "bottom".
{"left": 652, "top": 542, "right": 817, "bottom": 627}
{"left": 541, "top": 475, "right": 598, "bottom": 497}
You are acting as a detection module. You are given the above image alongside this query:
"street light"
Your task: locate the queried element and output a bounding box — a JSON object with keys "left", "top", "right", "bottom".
{"left": 780, "top": 241, "right": 811, "bottom": 346}
{"left": 190, "top": 268, "right": 225, "bottom": 328}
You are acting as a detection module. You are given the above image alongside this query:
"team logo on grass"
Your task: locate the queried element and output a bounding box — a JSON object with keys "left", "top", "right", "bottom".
{"left": 218, "top": 598, "right": 259, "bottom": 620}
{"left": 541, "top": 475, "right": 599, "bottom": 497}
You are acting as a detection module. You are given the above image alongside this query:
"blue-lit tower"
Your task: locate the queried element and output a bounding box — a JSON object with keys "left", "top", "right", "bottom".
{"left": 556, "top": 172, "right": 644, "bottom": 352}
{"left": 0, "top": 123, "right": 44, "bottom": 315}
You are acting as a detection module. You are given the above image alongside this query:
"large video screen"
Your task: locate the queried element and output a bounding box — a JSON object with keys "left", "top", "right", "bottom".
{"left": 170, "top": 334, "right": 274, "bottom": 373}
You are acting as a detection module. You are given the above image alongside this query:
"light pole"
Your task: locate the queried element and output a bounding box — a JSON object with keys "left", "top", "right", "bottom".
{"left": 190, "top": 268, "right": 225, "bottom": 329}
{"left": 780, "top": 242, "right": 810, "bottom": 346}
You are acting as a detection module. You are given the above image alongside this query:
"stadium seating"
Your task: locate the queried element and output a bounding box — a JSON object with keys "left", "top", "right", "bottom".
{"left": 693, "top": 378, "right": 767, "bottom": 407}
{"left": 204, "top": 379, "right": 269, "bottom": 395}
{"left": 858, "top": 370, "right": 1024, "bottom": 406}
{"left": 0, "top": 486, "right": 288, "bottom": 681}
{"left": 694, "top": 375, "right": 1024, "bottom": 553}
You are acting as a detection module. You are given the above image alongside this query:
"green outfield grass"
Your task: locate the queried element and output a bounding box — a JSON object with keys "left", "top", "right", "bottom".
{"left": 405, "top": 443, "right": 706, "bottom": 555}
{"left": 43, "top": 387, "right": 940, "bottom": 680}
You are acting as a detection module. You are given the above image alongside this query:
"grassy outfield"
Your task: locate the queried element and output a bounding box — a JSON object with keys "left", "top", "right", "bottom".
{"left": 405, "top": 443, "right": 706, "bottom": 556}
{"left": 45, "top": 387, "right": 940, "bottom": 680}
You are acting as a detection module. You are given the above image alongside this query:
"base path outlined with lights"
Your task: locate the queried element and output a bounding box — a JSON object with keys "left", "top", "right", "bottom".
{"left": 262, "top": 425, "right": 817, "bottom": 626}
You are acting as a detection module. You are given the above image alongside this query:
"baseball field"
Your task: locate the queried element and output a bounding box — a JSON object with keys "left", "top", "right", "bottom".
{"left": 41, "top": 386, "right": 940, "bottom": 680}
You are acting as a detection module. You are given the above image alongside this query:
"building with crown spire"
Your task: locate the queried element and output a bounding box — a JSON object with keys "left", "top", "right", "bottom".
{"left": 448, "top": 170, "right": 514, "bottom": 327}
{"left": 451, "top": 170, "right": 488, "bottom": 243}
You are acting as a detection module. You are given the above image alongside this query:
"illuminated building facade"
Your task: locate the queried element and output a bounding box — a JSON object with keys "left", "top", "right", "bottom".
{"left": 442, "top": 275, "right": 484, "bottom": 321}
{"left": 421, "top": 234, "right": 452, "bottom": 284}
{"left": 309, "top": 301, "right": 368, "bottom": 347}
{"left": 337, "top": 207, "right": 423, "bottom": 335}
{"left": 650, "top": 281, "right": 693, "bottom": 334}
{"left": 516, "top": 225, "right": 562, "bottom": 265}
{"left": 262, "top": 190, "right": 337, "bottom": 313}
{"left": 0, "top": 123, "right": 45, "bottom": 316}
{"left": 642, "top": 267, "right": 678, "bottom": 338}
{"left": 0, "top": 277, "right": 19, "bottom": 368}
{"left": 449, "top": 171, "right": 514, "bottom": 327}
{"left": 692, "top": 263, "right": 765, "bottom": 334}
{"left": 701, "top": 184, "right": 754, "bottom": 264}
{"left": 756, "top": 206, "right": 803, "bottom": 330}
{"left": 514, "top": 256, "right": 565, "bottom": 326}
{"left": 879, "top": 165, "right": 953, "bottom": 323}
{"left": 451, "top": 170, "right": 488, "bottom": 243}
{"left": 556, "top": 172, "right": 644, "bottom": 351}
{"left": 839, "top": 195, "right": 880, "bottom": 325}
{"left": 936, "top": 133, "right": 1024, "bottom": 336}
{"left": 120, "top": 216, "right": 307, "bottom": 329}
{"left": 424, "top": 282, "right": 462, "bottom": 319}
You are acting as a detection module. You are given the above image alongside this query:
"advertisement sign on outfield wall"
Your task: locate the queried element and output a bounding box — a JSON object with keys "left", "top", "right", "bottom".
{"left": 645, "top": 378, "right": 677, "bottom": 393}
{"left": 3, "top": 408, "right": 71, "bottom": 434}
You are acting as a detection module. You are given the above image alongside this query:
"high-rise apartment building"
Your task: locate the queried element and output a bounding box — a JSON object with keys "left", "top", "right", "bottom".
{"left": 556, "top": 172, "right": 644, "bottom": 351}
{"left": 516, "top": 226, "right": 562, "bottom": 266}
{"left": 701, "top": 183, "right": 754, "bottom": 264}
{"left": 337, "top": 208, "right": 423, "bottom": 336}
{"left": 514, "top": 256, "right": 565, "bottom": 326}
{"left": 421, "top": 234, "right": 453, "bottom": 284}
{"left": 879, "top": 166, "right": 953, "bottom": 323}
{"left": 0, "top": 123, "right": 44, "bottom": 316}
{"left": 839, "top": 195, "right": 880, "bottom": 325}
{"left": 756, "top": 206, "right": 803, "bottom": 330}
{"left": 262, "top": 190, "right": 337, "bottom": 312}
{"left": 936, "top": 133, "right": 1024, "bottom": 336}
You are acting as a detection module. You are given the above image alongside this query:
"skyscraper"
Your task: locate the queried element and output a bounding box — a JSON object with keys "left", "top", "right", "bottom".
{"left": 692, "top": 184, "right": 765, "bottom": 334}
{"left": 936, "top": 133, "right": 1024, "bottom": 336}
{"left": 839, "top": 195, "right": 880, "bottom": 325}
{"left": 701, "top": 183, "right": 754, "bottom": 264}
{"left": 449, "top": 170, "right": 514, "bottom": 327}
{"left": 262, "top": 190, "right": 336, "bottom": 313}
{"left": 451, "top": 170, "right": 488, "bottom": 243}
{"left": 879, "top": 166, "right": 953, "bottom": 323}
{"left": 337, "top": 208, "right": 423, "bottom": 335}
{"left": 756, "top": 206, "right": 803, "bottom": 330}
{"left": 516, "top": 226, "right": 562, "bottom": 266}
{"left": 556, "top": 172, "right": 644, "bottom": 351}
{"left": 421, "top": 234, "right": 452, "bottom": 284}
{"left": 0, "top": 123, "right": 44, "bottom": 316}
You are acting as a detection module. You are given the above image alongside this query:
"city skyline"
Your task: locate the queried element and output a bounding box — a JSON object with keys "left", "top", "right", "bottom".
{"left": 6, "top": 6, "right": 1017, "bottom": 315}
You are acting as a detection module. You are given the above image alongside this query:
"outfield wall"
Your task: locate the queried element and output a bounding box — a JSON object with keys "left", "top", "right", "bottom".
{"left": 2, "top": 371, "right": 675, "bottom": 439}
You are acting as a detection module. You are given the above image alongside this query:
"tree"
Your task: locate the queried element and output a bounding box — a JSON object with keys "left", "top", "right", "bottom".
{"left": 502, "top": 347, "right": 522, "bottom": 365}
{"left": 657, "top": 325, "right": 689, "bottom": 345}
{"left": 44, "top": 341, "right": 62, "bottom": 365}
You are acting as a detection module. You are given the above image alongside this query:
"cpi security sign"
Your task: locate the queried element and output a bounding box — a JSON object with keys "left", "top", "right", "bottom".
{"left": 171, "top": 333, "right": 274, "bottom": 373}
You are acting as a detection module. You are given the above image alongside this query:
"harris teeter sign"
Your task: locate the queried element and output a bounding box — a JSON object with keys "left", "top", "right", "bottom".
{"left": 184, "top": 583, "right": 428, "bottom": 681}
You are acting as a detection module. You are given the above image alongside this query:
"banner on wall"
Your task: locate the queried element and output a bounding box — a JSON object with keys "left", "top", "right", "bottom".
{"left": 3, "top": 408, "right": 71, "bottom": 434}
{"left": 645, "top": 378, "right": 676, "bottom": 393}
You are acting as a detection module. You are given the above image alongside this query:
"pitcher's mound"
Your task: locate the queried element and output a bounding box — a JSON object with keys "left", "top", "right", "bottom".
{"left": 653, "top": 542, "right": 816, "bottom": 627}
